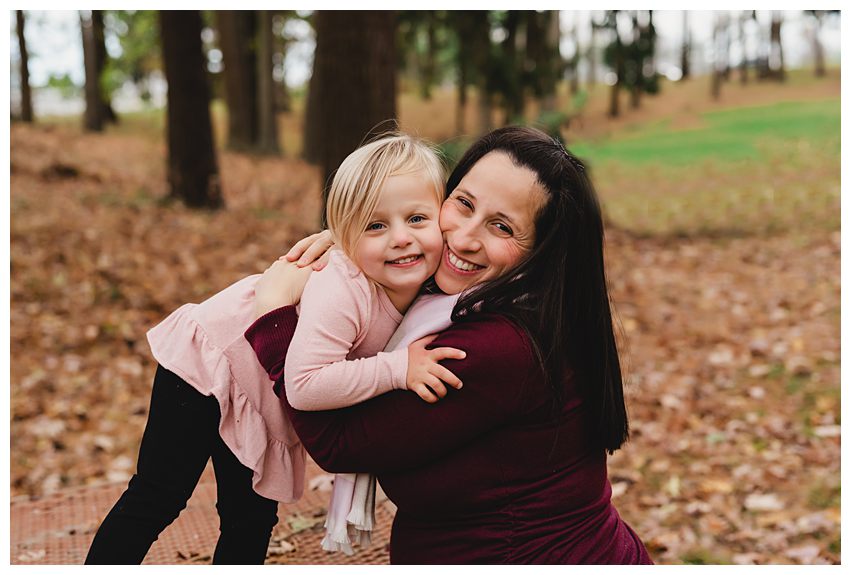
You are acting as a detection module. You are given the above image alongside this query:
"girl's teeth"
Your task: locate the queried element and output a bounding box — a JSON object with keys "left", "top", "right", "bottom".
{"left": 448, "top": 251, "right": 480, "bottom": 272}
{"left": 391, "top": 255, "right": 418, "bottom": 264}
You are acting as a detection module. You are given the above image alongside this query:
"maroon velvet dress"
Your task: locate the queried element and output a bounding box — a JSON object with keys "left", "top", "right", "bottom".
{"left": 246, "top": 306, "right": 652, "bottom": 565}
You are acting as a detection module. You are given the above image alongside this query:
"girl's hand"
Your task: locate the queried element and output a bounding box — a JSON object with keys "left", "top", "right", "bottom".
{"left": 406, "top": 335, "right": 466, "bottom": 403}
{"left": 254, "top": 259, "right": 313, "bottom": 319}
{"left": 282, "top": 230, "right": 335, "bottom": 271}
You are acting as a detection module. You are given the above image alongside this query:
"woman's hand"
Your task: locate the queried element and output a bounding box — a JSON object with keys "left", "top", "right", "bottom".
{"left": 406, "top": 335, "right": 466, "bottom": 403}
{"left": 282, "top": 230, "right": 335, "bottom": 271}
{"left": 254, "top": 259, "right": 313, "bottom": 319}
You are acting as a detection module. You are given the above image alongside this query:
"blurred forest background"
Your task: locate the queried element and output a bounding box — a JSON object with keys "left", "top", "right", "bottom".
{"left": 9, "top": 10, "right": 840, "bottom": 565}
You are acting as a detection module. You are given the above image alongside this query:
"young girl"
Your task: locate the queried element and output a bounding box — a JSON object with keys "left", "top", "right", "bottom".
{"left": 85, "top": 133, "right": 463, "bottom": 564}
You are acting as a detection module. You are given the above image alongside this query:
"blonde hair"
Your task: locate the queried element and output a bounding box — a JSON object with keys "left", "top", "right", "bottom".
{"left": 325, "top": 133, "right": 446, "bottom": 259}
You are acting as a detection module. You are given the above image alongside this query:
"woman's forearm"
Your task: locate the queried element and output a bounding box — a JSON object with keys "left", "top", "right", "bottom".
{"left": 245, "top": 306, "right": 299, "bottom": 384}
{"left": 247, "top": 311, "right": 539, "bottom": 474}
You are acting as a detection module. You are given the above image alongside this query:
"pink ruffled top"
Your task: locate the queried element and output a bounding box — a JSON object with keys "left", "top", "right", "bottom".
{"left": 146, "top": 250, "right": 407, "bottom": 503}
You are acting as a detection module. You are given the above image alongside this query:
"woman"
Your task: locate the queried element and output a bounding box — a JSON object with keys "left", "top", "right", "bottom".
{"left": 247, "top": 126, "right": 652, "bottom": 564}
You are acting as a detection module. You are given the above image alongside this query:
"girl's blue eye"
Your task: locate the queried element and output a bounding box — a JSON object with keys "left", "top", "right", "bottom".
{"left": 409, "top": 214, "right": 426, "bottom": 224}
{"left": 366, "top": 222, "right": 384, "bottom": 231}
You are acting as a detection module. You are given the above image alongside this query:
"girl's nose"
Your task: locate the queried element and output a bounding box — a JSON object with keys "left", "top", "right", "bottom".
{"left": 390, "top": 226, "right": 413, "bottom": 248}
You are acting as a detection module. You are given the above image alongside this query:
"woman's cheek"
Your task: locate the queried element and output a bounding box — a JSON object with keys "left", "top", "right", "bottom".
{"left": 438, "top": 201, "right": 460, "bottom": 231}
{"left": 426, "top": 224, "right": 445, "bottom": 268}
{"left": 500, "top": 239, "right": 529, "bottom": 268}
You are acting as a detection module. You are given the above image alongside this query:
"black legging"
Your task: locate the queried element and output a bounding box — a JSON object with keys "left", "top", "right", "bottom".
{"left": 85, "top": 365, "right": 279, "bottom": 564}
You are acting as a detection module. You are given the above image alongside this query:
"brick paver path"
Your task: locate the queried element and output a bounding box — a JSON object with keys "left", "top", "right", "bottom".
{"left": 10, "top": 459, "right": 395, "bottom": 565}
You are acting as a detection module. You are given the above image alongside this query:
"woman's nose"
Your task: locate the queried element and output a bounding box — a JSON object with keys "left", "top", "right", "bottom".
{"left": 451, "top": 220, "right": 481, "bottom": 252}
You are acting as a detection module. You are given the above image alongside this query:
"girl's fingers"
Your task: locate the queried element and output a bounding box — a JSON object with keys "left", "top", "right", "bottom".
{"left": 431, "top": 365, "right": 462, "bottom": 389}
{"left": 411, "top": 334, "right": 439, "bottom": 351}
{"left": 413, "top": 383, "right": 438, "bottom": 404}
{"left": 425, "top": 375, "right": 448, "bottom": 399}
{"left": 430, "top": 346, "right": 466, "bottom": 361}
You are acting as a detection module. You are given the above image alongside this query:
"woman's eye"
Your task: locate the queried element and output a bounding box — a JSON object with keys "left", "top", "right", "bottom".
{"left": 493, "top": 222, "right": 513, "bottom": 235}
{"left": 456, "top": 196, "right": 473, "bottom": 210}
{"left": 366, "top": 222, "right": 385, "bottom": 231}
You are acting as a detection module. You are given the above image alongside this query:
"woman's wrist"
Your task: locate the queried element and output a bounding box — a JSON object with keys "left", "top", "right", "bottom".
{"left": 254, "top": 296, "right": 294, "bottom": 320}
{"left": 253, "top": 258, "right": 313, "bottom": 319}
{"left": 245, "top": 305, "right": 299, "bottom": 382}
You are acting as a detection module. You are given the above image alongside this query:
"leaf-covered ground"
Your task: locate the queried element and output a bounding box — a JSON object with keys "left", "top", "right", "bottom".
{"left": 10, "top": 98, "right": 840, "bottom": 564}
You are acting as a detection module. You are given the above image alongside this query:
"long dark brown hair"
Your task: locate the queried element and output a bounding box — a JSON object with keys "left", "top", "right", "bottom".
{"left": 448, "top": 126, "right": 629, "bottom": 454}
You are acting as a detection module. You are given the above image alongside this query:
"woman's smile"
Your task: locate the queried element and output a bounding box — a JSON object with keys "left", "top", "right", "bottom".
{"left": 444, "top": 246, "right": 485, "bottom": 274}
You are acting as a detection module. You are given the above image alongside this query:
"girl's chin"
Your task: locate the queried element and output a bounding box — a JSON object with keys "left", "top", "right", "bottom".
{"left": 384, "top": 275, "right": 431, "bottom": 293}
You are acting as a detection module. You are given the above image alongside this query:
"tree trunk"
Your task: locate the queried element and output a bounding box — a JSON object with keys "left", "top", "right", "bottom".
{"left": 711, "top": 16, "right": 722, "bottom": 101}
{"left": 646, "top": 11, "right": 657, "bottom": 86}
{"left": 216, "top": 11, "right": 258, "bottom": 150}
{"left": 711, "top": 69, "right": 722, "bottom": 100}
{"left": 812, "top": 13, "right": 826, "bottom": 77}
{"left": 446, "top": 10, "right": 485, "bottom": 134}
{"left": 273, "top": 12, "right": 292, "bottom": 112}
{"left": 302, "top": 57, "right": 321, "bottom": 163}
{"left": 629, "top": 85, "right": 640, "bottom": 109}
{"left": 312, "top": 10, "right": 397, "bottom": 219}
{"left": 721, "top": 12, "right": 732, "bottom": 81}
{"left": 302, "top": 13, "right": 322, "bottom": 163}
{"left": 502, "top": 11, "right": 524, "bottom": 123}
{"left": 256, "top": 10, "right": 279, "bottom": 154}
{"left": 421, "top": 11, "right": 437, "bottom": 100}
{"left": 92, "top": 11, "right": 117, "bottom": 124}
{"left": 533, "top": 10, "right": 563, "bottom": 109}
{"left": 525, "top": 11, "right": 544, "bottom": 98}
{"left": 629, "top": 12, "right": 641, "bottom": 110}
{"left": 81, "top": 12, "right": 103, "bottom": 132}
{"left": 587, "top": 13, "right": 597, "bottom": 87}
{"left": 770, "top": 11, "right": 785, "bottom": 81}
{"left": 608, "top": 12, "right": 623, "bottom": 118}
{"left": 16, "top": 10, "right": 33, "bottom": 122}
{"left": 680, "top": 10, "right": 690, "bottom": 80}
{"left": 455, "top": 19, "right": 469, "bottom": 134}
{"left": 160, "top": 10, "right": 222, "bottom": 209}
{"left": 469, "top": 11, "right": 492, "bottom": 134}
{"left": 399, "top": 16, "right": 420, "bottom": 93}
{"left": 739, "top": 12, "right": 749, "bottom": 84}
{"left": 567, "top": 13, "right": 578, "bottom": 98}
{"left": 478, "top": 92, "right": 493, "bottom": 134}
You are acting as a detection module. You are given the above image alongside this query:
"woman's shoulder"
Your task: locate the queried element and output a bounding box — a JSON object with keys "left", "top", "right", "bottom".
{"left": 451, "top": 312, "right": 529, "bottom": 337}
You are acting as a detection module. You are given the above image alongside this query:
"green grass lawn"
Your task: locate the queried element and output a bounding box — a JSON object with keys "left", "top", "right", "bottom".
{"left": 571, "top": 99, "right": 841, "bottom": 237}
{"left": 571, "top": 99, "right": 840, "bottom": 167}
